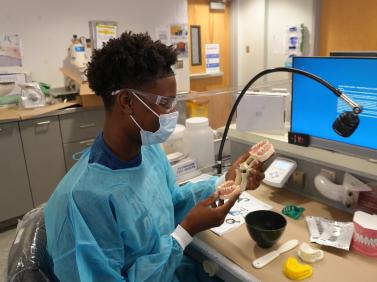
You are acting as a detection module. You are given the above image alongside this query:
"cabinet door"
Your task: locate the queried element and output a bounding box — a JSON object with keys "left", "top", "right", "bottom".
{"left": 59, "top": 109, "right": 105, "bottom": 143}
{"left": 0, "top": 122, "right": 33, "bottom": 221}
{"left": 64, "top": 138, "right": 94, "bottom": 170}
{"left": 20, "top": 116, "right": 66, "bottom": 206}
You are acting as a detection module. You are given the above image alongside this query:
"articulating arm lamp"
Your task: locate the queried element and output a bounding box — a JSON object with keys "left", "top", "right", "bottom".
{"left": 217, "top": 67, "right": 363, "bottom": 175}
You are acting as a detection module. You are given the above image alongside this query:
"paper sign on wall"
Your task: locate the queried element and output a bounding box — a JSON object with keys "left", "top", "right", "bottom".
{"left": 205, "top": 43, "right": 220, "bottom": 73}
{"left": 0, "top": 34, "right": 22, "bottom": 67}
{"left": 89, "top": 21, "right": 118, "bottom": 50}
{"left": 156, "top": 26, "right": 171, "bottom": 46}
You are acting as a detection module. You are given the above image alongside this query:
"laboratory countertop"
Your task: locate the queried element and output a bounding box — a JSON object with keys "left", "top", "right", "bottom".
{"left": 197, "top": 185, "right": 377, "bottom": 282}
{"left": 0, "top": 101, "right": 104, "bottom": 124}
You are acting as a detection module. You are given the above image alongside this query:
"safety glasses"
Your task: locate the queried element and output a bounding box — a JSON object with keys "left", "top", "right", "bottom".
{"left": 111, "top": 89, "right": 177, "bottom": 111}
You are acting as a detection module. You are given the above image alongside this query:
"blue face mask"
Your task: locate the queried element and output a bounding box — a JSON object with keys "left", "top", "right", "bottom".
{"left": 130, "top": 92, "right": 178, "bottom": 145}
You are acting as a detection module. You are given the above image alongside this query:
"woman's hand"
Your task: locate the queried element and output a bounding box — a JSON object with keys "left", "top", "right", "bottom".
{"left": 225, "top": 152, "right": 265, "bottom": 191}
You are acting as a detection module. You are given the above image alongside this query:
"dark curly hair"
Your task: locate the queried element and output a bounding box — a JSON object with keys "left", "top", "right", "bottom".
{"left": 87, "top": 31, "right": 178, "bottom": 111}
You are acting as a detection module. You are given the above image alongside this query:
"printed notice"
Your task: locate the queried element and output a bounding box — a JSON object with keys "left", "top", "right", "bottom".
{"left": 0, "top": 34, "right": 22, "bottom": 67}
{"left": 205, "top": 44, "right": 220, "bottom": 73}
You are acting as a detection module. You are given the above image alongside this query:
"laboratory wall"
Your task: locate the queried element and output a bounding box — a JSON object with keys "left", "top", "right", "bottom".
{"left": 234, "top": 0, "right": 317, "bottom": 86}
{"left": 0, "top": 0, "right": 189, "bottom": 88}
{"left": 235, "top": 0, "right": 266, "bottom": 87}
{"left": 266, "top": 0, "right": 316, "bottom": 69}
{"left": 319, "top": 0, "right": 377, "bottom": 55}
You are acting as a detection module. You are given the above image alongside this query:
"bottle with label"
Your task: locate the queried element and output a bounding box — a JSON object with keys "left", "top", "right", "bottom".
{"left": 70, "top": 34, "right": 86, "bottom": 69}
{"left": 85, "top": 38, "right": 92, "bottom": 61}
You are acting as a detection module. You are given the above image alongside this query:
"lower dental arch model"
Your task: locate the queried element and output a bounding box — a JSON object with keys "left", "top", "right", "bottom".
{"left": 217, "top": 139, "right": 275, "bottom": 200}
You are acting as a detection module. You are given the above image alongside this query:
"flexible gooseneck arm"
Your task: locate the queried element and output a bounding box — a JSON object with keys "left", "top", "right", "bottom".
{"left": 217, "top": 67, "right": 362, "bottom": 174}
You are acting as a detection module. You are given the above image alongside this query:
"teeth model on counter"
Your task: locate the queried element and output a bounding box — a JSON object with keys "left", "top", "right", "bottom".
{"left": 352, "top": 211, "right": 377, "bottom": 257}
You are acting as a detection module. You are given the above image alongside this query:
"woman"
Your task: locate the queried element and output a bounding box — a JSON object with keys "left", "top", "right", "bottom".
{"left": 45, "top": 31, "right": 264, "bottom": 281}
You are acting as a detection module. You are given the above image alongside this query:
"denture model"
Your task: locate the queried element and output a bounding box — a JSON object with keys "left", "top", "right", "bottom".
{"left": 217, "top": 180, "right": 241, "bottom": 200}
{"left": 235, "top": 139, "right": 275, "bottom": 191}
{"left": 216, "top": 139, "right": 275, "bottom": 199}
{"left": 352, "top": 211, "right": 377, "bottom": 257}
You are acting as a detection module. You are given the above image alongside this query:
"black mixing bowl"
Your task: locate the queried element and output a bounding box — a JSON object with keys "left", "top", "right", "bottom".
{"left": 245, "top": 210, "right": 287, "bottom": 248}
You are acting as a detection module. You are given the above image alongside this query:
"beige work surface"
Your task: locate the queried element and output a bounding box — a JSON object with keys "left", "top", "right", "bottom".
{"left": 0, "top": 101, "right": 79, "bottom": 122}
{"left": 197, "top": 185, "right": 377, "bottom": 282}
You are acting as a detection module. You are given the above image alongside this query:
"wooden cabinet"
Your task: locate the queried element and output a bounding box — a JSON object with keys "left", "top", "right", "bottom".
{"left": 0, "top": 122, "right": 33, "bottom": 222}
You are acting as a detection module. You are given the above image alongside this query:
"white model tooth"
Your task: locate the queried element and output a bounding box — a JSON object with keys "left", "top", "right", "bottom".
{"left": 354, "top": 232, "right": 377, "bottom": 248}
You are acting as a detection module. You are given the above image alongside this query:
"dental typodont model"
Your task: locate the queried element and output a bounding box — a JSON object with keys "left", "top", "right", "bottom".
{"left": 217, "top": 180, "right": 241, "bottom": 200}
{"left": 216, "top": 139, "right": 275, "bottom": 200}
{"left": 352, "top": 211, "right": 377, "bottom": 257}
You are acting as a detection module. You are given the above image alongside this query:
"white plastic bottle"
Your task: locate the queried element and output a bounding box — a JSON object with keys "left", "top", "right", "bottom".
{"left": 184, "top": 117, "right": 215, "bottom": 169}
{"left": 85, "top": 38, "right": 92, "bottom": 61}
{"left": 163, "top": 124, "right": 186, "bottom": 155}
{"left": 70, "top": 35, "right": 86, "bottom": 69}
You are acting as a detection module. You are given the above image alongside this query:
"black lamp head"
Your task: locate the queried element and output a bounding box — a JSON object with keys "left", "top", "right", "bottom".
{"left": 332, "top": 111, "right": 360, "bottom": 137}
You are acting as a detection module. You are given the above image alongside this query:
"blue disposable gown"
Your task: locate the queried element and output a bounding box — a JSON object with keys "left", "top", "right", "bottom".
{"left": 45, "top": 144, "right": 217, "bottom": 281}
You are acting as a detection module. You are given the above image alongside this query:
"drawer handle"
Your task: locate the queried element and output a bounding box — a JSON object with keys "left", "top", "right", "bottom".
{"left": 79, "top": 139, "right": 95, "bottom": 146}
{"left": 79, "top": 123, "right": 96, "bottom": 128}
{"left": 36, "top": 121, "right": 51, "bottom": 125}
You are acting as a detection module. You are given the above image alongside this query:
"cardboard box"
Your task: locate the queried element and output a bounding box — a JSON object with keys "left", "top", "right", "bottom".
{"left": 61, "top": 67, "right": 103, "bottom": 108}
{"left": 236, "top": 91, "right": 287, "bottom": 134}
{"left": 80, "top": 83, "right": 103, "bottom": 107}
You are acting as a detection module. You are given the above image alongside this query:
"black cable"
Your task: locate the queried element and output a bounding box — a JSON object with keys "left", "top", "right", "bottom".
{"left": 216, "top": 67, "right": 352, "bottom": 175}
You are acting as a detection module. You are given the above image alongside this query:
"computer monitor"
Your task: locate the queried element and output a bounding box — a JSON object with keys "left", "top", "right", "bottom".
{"left": 330, "top": 51, "right": 377, "bottom": 57}
{"left": 291, "top": 56, "right": 377, "bottom": 159}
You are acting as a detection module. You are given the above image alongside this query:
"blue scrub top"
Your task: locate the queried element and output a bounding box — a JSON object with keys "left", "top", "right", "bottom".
{"left": 44, "top": 134, "right": 217, "bottom": 282}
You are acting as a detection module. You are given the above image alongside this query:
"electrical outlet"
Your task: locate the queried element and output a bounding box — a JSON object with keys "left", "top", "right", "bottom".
{"left": 291, "top": 170, "right": 305, "bottom": 189}
{"left": 320, "top": 169, "right": 336, "bottom": 182}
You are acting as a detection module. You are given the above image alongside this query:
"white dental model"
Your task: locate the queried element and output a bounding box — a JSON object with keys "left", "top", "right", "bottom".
{"left": 217, "top": 180, "right": 241, "bottom": 200}
{"left": 236, "top": 140, "right": 275, "bottom": 191}
{"left": 216, "top": 139, "right": 275, "bottom": 199}
{"left": 298, "top": 242, "right": 324, "bottom": 263}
